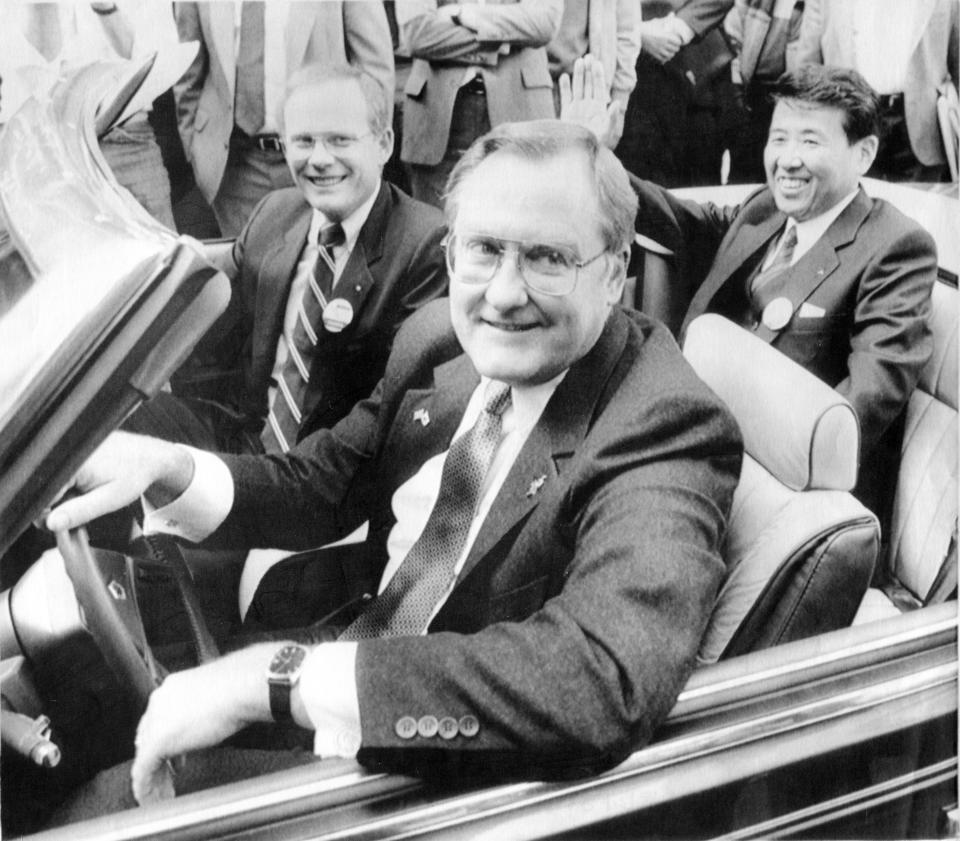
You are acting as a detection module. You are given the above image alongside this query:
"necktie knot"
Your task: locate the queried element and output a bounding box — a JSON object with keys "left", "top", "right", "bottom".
{"left": 482, "top": 381, "right": 512, "bottom": 419}
{"left": 318, "top": 223, "right": 346, "bottom": 251}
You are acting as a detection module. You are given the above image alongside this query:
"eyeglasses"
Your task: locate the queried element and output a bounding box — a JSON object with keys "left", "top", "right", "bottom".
{"left": 443, "top": 232, "right": 609, "bottom": 297}
{"left": 285, "top": 131, "right": 375, "bottom": 155}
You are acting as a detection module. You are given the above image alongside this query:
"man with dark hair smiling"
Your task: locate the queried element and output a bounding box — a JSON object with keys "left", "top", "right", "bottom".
{"left": 47, "top": 118, "right": 740, "bottom": 818}
{"left": 607, "top": 61, "right": 937, "bottom": 508}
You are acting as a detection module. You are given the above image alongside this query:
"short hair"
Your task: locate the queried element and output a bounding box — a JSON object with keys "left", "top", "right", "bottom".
{"left": 277, "top": 63, "right": 389, "bottom": 136}
{"left": 771, "top": 65, "right": 881, "bottom": 143}
{"left": 443, "top": 120, "right": 638, "bottom": 255}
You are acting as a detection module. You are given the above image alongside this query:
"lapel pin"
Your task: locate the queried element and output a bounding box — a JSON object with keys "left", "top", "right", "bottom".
{"left": 525, "top": 475, "right": 547, "bottom": 498}
{"left": 413, "top": 408, "right": 430, "bottom": 427}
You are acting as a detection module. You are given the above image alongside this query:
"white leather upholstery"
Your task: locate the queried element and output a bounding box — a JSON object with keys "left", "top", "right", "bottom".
{"left": 855, "top": 280, "right": 958, "bottom": 623}
{"left": 684, "top": 315, "right": 879, "bottom": 661}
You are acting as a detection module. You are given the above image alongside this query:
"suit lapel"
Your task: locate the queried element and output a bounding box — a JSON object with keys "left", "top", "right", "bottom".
{"left": 316, "top": 184, "right": 390, "bottom": 347}
{"left": 208, "top": 2, "right": 237, "bottom": 98}
{"left": 458, "top": 311, "right": 630, "bottom": 581}
{"left": 752, "top": 189, "right": 872, "bottom": 342}
{"left": 685, "top": 210, "right": 785, "bottom": 330}
{"left": 253, "top": 208, "right": 311, "bottom": 370}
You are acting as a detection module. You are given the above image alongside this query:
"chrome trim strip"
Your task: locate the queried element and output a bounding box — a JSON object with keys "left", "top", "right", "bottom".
{"left": 717, "top": 758, "right": 959, "bottom": 840}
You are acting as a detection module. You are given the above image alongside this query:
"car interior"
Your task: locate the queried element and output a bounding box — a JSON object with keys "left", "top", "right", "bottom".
{"left": 0, "top": 62, "right": 956, "bottom": 840}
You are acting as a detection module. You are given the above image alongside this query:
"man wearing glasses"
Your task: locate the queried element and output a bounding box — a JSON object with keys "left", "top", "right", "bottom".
{"left": 48, "top": 120, "right": 741, "bottom": 815}
{"left": 128, "top": 63, "right": 447, "bottom": 457}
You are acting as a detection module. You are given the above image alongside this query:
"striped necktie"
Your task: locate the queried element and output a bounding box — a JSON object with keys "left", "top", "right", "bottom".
{"left": 340, "top": 381, "right": 513, "bottom": 640}
{"left": 261, "top": 223, "right": 346, "bottom": 453}
{"left": 751, "top": 224, "right": 798, "bottom": 297}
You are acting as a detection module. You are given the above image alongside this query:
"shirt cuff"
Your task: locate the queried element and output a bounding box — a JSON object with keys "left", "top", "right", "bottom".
{"left": 142, "top": 446, "right": 233, "bottom": 542}
{"left": 301, "top": 642, "right": 362, "bottom": 758}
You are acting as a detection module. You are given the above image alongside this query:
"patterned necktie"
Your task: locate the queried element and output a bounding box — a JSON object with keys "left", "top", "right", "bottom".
{"left": 340, "top": 381, "right": 513, "bottom": 640}
{"left": 235, "top": 1, "right": 265, "bottom": 135}
{"left": 261, "top": 223, "right": 346, "bottom": 453}
{"left": 751, "top": 224, "right": 798, "bottom": 296}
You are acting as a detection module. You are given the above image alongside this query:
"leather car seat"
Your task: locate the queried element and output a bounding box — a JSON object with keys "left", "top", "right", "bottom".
{"left": 854, "top": 279, "right": 958, "bottom": 623}
{"left": 682, "top": 314, "right": 880, "bottom": 662}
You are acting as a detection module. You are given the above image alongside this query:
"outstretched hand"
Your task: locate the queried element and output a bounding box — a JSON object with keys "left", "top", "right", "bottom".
{"left": 559, "top": 56, "right": 624, "bottom": 150}
{"left": 43, "top": 431, "right": 194, "bottom": 533}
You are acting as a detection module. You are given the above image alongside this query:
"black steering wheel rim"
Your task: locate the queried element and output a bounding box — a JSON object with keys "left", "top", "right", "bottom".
{"left": 56, "top": 521, "right": 219, "bottom": 710}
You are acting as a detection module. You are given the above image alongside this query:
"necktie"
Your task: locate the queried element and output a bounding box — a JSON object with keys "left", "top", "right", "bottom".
{"left": 751, "top": 224, "right": 798, "bottom": 296}
{"left": 340, "top": 381, "right": 513, "bottom": 640}
{"left": 234, "top": 1, "right": 265, "bottom": 135}
{"left": 261, "top": 223, "right": 346, "bottom": 453}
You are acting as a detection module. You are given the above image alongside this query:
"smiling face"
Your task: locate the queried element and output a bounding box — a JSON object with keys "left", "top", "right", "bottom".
{"left": 764, "top": 100, "right": 877, "bottom": 222}
{"left": 282, "top": 77, "right": 393, "bottom": 221}
{"left": 448, "top": 150, "right": 626, "bottom": 388}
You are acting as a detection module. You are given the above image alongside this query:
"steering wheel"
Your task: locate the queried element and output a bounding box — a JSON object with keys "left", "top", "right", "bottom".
{"left": 56, "top": 520, "right": 220, "bottom": 712}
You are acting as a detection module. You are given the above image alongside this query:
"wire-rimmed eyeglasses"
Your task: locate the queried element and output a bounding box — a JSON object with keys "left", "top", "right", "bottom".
{"left": 442, "top": 232, "right": 609, "bottom": 297}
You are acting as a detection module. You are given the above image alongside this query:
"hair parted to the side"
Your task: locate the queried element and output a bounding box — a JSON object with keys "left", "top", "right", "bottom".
{"left": 771, "top": 65, "right": 881, "bottom": 143}
{"left": 442, "top": 120, "right": 638, "bottom": 255}
{"left": 277, "top": 63, "right": 389, "bottom": 136}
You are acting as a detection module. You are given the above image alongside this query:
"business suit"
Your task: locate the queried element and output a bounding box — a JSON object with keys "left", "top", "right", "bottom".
{"left": 631, "top": 178, "right": 937, "bottom": 469}
{"left": 617, "top": 0, "right": 735, "bottom": 186}
{"left": 173, "top": 1, "right": 394, "bottom": 232}
{"left": 396, "top": 0, "right": 561, "bottom": 203}
{"left": 791, "top": 0, "right": 959, "bottom": 168}
{"left": 166, "top": 181, "right": 447, "bottom": 450}
{"left": 211, "top": 299, "right": 741, "bottom": 777}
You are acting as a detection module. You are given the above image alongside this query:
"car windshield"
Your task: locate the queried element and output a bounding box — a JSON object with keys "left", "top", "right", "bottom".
{"left": 0, "top": 67, "right": 173, "bottom": 426}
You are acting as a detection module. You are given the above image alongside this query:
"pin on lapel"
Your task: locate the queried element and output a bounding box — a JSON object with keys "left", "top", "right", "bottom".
{"left": 413, "top": 408, "right": 430, "bottom": 427}
{"left": 525, "top": 475, "right": 547, "bottom": 498}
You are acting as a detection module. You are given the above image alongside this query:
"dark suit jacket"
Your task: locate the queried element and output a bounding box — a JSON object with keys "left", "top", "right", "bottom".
{"left": 631, "top": 178, "right": 937, "bottom": 463}
{"left": 182, "top": 181, "right": 447, "bottom": 443}
{"left": 213, "top": 299, "right": 741, "bottom": 778}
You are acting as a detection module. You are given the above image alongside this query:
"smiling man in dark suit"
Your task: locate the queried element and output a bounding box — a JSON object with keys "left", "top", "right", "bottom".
{"left": 623, "top": 63, "right": 937, "bottom": 508}
{"left": 48, "top": 120, "right": 741, "bottom": 814}
{"left": 129, "top": 63, "right": 447, "bottom": 455}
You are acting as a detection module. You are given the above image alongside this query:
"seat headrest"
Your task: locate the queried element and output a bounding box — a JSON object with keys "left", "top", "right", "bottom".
{"left": 683, "top": 315, "right": 859, "bottom": 492}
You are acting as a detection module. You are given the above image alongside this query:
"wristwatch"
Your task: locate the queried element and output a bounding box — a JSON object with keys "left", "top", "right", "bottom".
{"left": 267, "top": 643, "right": 309, "bottom": 722}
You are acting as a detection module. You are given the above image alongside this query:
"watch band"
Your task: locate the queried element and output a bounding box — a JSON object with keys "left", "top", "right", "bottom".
{"left": 267, "top": 643, "right": 309, "bottom": 723}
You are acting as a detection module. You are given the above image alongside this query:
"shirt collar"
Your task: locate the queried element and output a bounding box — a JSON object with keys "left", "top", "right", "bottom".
{"left": 480, "top": 371, "right": 567, "bottom": 436}
{"left": 306, "top": 180, "right": 382, "bottom": 254}
{"left": 787, "top": 188, "right": 860, "bottom": 256}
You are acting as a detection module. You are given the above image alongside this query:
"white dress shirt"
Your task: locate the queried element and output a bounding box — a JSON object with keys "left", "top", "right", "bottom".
{"left": 761, "top": 188, "right": 860, "bottom": 271}
{"left": 145, "top": 372, "right": 565, "bottom": 757}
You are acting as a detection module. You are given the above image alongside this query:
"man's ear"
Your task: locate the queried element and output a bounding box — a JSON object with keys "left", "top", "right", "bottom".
{"left": 377, "top": 127, "right": 395, "bottom": 166}
{"left": 605, "top": 249, "right": 629, "bottom": 305}
{"left": 855, "top": 134, "right": 879, "bottom": 175}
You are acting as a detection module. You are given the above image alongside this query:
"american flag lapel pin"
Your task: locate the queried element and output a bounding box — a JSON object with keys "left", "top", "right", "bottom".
{"left": 525, "top": 475, "right": 547, "bottom": 498}
{"left": 413, "top": 408, "right": 430, "bottom": 427}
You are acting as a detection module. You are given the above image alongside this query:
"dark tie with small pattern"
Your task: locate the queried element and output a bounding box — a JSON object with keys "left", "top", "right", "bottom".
{"left": 751, "top": 224, "right": 798, "bottom": 297}
{"left": 340, "top": 381, "right": 513, "bottom": 640}
{"left": 261, "top": 223, "right": 346, "bottom": 453}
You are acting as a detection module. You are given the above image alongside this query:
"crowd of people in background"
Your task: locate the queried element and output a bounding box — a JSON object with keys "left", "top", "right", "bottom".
{"left": 1, "top": 1, "right": 956, "bottom": 238}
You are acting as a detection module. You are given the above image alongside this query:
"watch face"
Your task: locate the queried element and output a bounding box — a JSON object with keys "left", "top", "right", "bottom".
{"left": 270, "top": 644, "right": 308, "bottom": 678}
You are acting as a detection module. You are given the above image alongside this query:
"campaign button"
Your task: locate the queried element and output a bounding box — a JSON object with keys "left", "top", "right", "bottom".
{"left": 761, "top": 297, "right": 793, "bottom": 330}
{"left": 322, "top": 298, "right": 354, "bottom": 333}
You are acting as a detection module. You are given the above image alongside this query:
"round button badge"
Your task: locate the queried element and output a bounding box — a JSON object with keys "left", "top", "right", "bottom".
{"left": 322, "top": 298, "right": 354, "bottom": 333}
{"left": 761, "top": 297, "right": 794, "bottom": 331}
